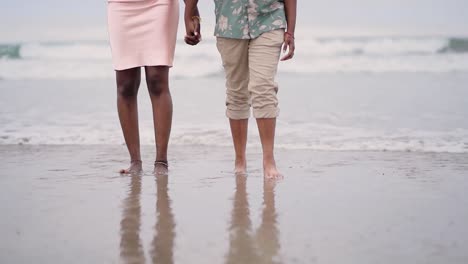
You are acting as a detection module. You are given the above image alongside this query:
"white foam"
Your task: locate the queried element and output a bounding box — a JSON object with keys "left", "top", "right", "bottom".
{"left": 1, "top": 120, "right": 467, "bottom": 153}
{"left": 1, "top": 37, "right": 468, "bottom": 80}
{"left": 20, "top": 42, "right": 111, "bottom": 60}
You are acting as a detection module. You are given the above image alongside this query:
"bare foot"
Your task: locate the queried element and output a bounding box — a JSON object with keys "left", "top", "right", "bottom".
{"left": 153, "top": 161, "right": 169, "bottom": 175}
{"left": 263, "top": 158, "right": 281, "bottom": 179}
{"left": 235, "top": 158, "right": 247, "bottom": 175}
{"left": 120, "top": 160, "right": 143, "bottom": 174}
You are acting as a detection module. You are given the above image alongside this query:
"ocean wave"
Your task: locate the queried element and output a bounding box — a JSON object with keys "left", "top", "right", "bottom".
{"left": 1, "top": 37, "right": 468, "bottom": 79}
{"left": 300, "top": 37, "right": 468, "bottom": 56}
{"left": 3, "top": 37, "right": 468, "bottom": 60}
{"left": 0, "top": 44, "right": 21, "bottom": 59}
{"left": 438, "top": 38, "right": 468, "bottom": 54}
{"left": 1, "top": 42, "right": 112, "bottom": 61}
{"left": 1, "top": 123, "right": 467, "bottom": 153}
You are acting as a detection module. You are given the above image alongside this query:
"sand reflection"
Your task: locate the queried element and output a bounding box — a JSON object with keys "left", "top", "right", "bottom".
{"left": 150, "top": 175, "right": 176, "bottom": 264}
{"left": 119, "top": 174, "right": 175, "bottom": 264}
{"left": 226, "top": 175, "right": 282, "bottom": 264}
{"left": 120, "top": 175, "right": 145, "bottom": 264}
{"left": 256, "top": 179, "right": 281, "bottom": 263}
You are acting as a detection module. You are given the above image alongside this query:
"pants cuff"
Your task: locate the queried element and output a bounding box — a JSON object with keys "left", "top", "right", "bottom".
{"left": 226, "top": 109, "right": 251, "bottom": 120}
{"left": 253, "top": 107, "right": 280, "bottom": 119}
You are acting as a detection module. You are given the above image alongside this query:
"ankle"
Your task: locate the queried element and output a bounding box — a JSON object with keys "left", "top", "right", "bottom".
{"left": 235, "top": 154, "right": 246, "bottom": 161}
{"left": 263, "top": 153, "right": 275, "bottom": 161}
{"left": 155, "top": 155, "right": 168, "bottom": 163}
{"left": 263, "top": 156, "right": 276, "bottom": 164}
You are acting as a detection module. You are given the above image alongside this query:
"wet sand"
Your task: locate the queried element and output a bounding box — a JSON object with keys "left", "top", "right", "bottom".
{"left": 0, "top": 145, "right": 468, "bottom": 264}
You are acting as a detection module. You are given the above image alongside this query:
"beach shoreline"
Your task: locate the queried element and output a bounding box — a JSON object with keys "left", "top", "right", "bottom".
{"left": 1, "top": 72, "right": 468, "bottom": 153}
{"left": 1, "top": 144, "right": 467, "bottom": 263}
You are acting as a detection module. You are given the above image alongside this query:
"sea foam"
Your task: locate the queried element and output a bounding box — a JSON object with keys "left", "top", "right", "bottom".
{"left": 1, "top": 37, "right": 468, "bottom": 80}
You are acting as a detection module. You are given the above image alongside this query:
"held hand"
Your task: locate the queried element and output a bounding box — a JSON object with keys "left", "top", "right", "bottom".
{"left": 184, "top": 16, "right": 202, "bottom": 46}
{"left": 280, "top": 32, "right": 295, "bottom": 61}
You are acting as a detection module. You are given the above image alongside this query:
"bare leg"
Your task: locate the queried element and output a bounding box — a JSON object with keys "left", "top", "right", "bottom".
{"left": 229, "top": 119, "right": 248, "bottom": 174}
{"left": 256, "top": 118, "right": 280, "bottom": 178}
{"left": 116, "top": 68, "right": 143, "bottom": 174}
{"left": 145, "top": 66, "right": 172, "bottom": 175}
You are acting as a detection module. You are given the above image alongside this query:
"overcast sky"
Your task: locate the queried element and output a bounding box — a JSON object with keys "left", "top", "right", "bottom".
{"left": 1, "top": 0, "right": 467, "bottom": 41}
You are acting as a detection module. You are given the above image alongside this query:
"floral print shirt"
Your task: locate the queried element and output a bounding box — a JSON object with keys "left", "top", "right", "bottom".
{"left": 214, "top": 0, "right": 287, "bottom": 39}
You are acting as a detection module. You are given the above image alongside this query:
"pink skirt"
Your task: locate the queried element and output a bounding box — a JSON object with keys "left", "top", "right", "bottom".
{"left": 107, "top": 0, "right": 179, "bottom": 70}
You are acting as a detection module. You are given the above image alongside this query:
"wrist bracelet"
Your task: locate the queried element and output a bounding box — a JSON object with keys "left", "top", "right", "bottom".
{"left": 192, "top": 16, "right": 202, "bottom": 23}
{"left": 285, "top": 32, "right": 295, "bottom": 39}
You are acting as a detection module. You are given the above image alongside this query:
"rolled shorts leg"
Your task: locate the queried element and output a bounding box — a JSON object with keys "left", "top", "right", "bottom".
{"left": 248, "top": 29, "right": 284, "bottom": 119}
{"left": 216, "top": 37, "right": 250, "bottom": 120}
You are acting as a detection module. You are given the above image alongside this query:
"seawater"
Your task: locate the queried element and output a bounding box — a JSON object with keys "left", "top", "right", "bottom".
{"left": 1, "top": 36, "right": 468, "bottom": 80}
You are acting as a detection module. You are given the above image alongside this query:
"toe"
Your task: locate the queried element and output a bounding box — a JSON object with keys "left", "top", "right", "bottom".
{"left": 264, "top": 168, "right": 282, "bottom": 179}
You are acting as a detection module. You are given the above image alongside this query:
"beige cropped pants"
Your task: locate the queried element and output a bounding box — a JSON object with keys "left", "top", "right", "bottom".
{"left": 216, "top": 29, "right": 284, "bottom": 119}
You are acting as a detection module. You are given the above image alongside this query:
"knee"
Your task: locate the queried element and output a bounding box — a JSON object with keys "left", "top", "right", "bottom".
{"left": 249, "top": 81, "right": 279, "bottom": 108}
{"left": 146, "top": 69, "right": 168, "bottom": 97}
{"left": 117, "top": 78, "right": 139, "bottom": 98}
{"left": 226, "top": 88, "right": 249, "bottom": 102}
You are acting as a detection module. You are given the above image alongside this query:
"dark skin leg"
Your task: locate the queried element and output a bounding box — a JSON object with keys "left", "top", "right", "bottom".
{"left": 229, "top": 119, "right": 248, "bottom": 174}
{"left": 116, "top": 67, "right": 143, "bottom": 174}
{"left": 256, "top": 118, "right": 280, "bottom": 178}
{"left": 145, "top": 66, "right": 173, "bottom": 175}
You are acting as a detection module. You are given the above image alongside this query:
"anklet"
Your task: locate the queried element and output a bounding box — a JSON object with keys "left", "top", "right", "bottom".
{"left": 154, "top": 161, "right": 169, "bottom": 168}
